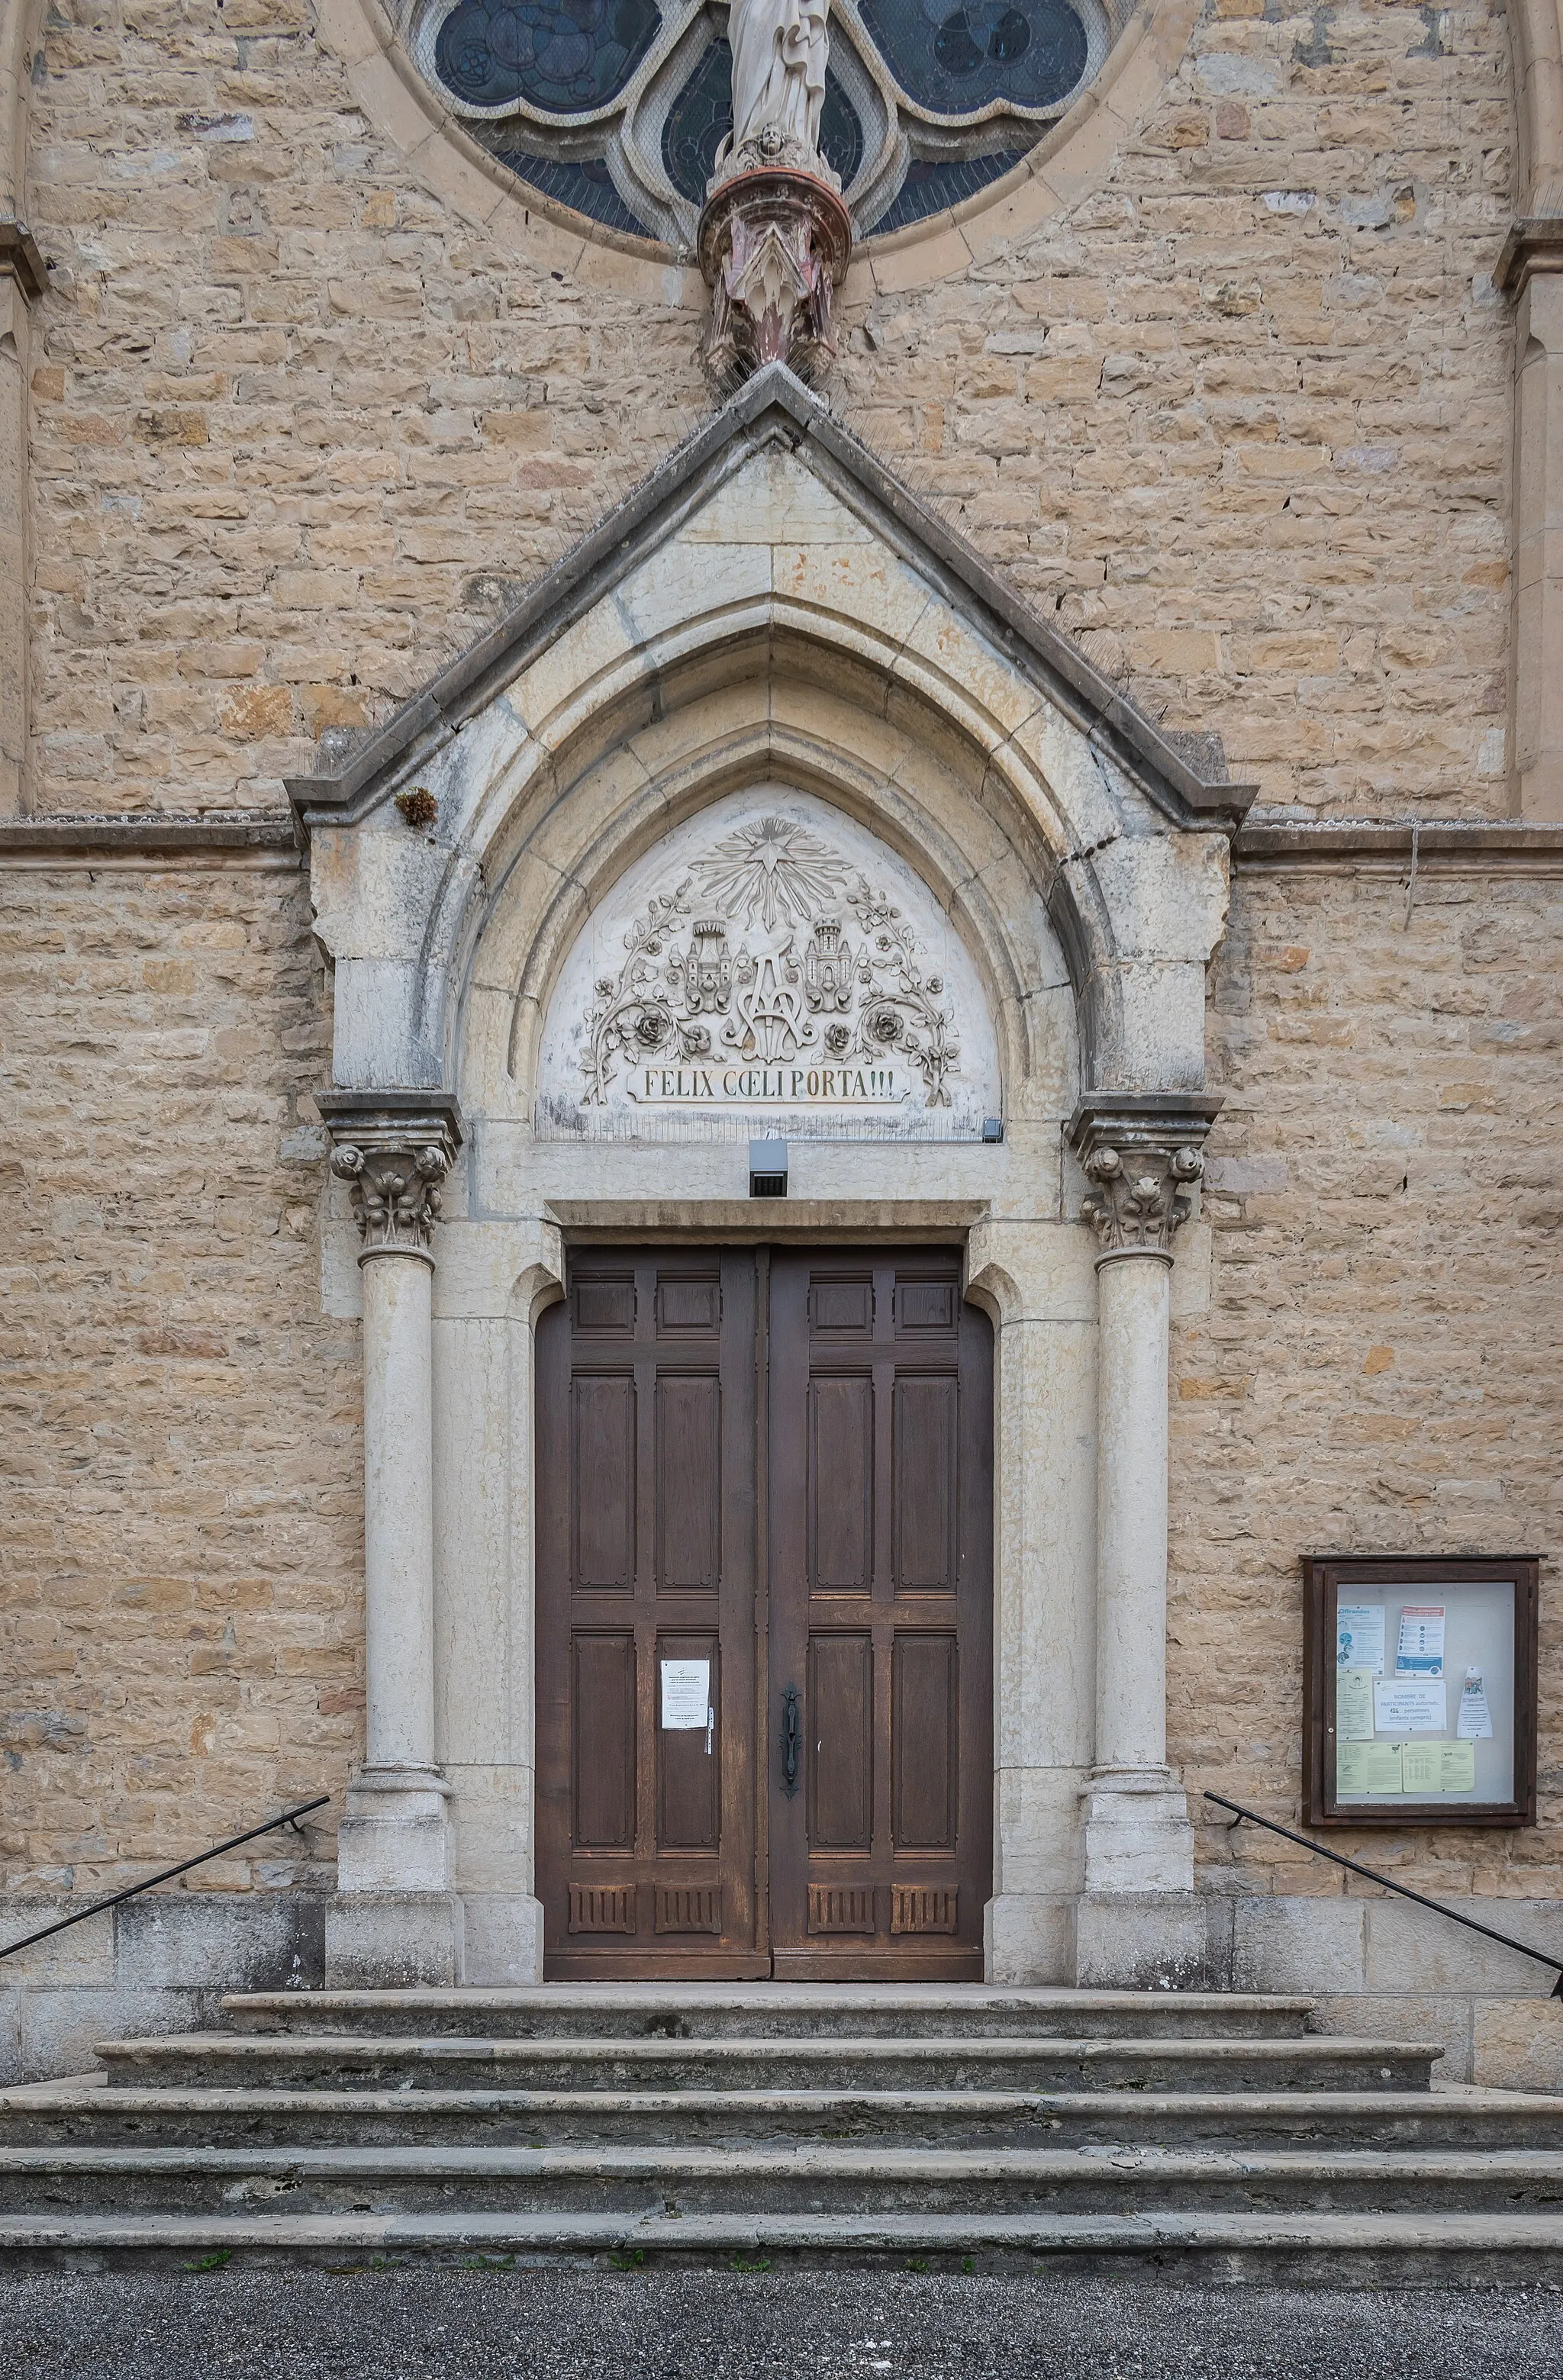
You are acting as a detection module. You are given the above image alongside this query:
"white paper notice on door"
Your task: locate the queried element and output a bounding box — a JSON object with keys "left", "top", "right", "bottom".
{"left": 660, "top": 1659, "right": 711, "bottom": 1730}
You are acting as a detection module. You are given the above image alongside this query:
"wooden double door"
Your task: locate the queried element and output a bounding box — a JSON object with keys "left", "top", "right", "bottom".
{"left": 536, "top": 1246, "right": 994, "bottom": 1979}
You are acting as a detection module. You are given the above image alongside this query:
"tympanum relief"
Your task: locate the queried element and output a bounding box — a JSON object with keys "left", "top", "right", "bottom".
{"left": 535, "top": 790, "right": 1000, "bottom": 1138}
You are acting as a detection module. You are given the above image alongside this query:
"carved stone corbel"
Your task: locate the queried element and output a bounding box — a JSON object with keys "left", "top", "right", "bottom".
{"left": 697, "top": 165, "right": 852, "bottom": 389}
{"left": 316, "top": 1092, "right": 463, "bottom": 1261}
{"left": 1068, "top": 1094, "right": 1223, "bottom": 1259}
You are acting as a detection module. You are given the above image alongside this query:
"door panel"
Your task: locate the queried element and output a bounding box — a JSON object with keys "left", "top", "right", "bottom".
{"left": 768, "top": 1250, "right": 992, "bottom": 1980}
{"left": 807, "top": 1633, "right": 874, "bottom": 1849}
{"left": 537, "top": 1242, "right": 992, "bottom": 1979}
{"left": 537, "top": 1249, "right": 763, "bottom": 1976}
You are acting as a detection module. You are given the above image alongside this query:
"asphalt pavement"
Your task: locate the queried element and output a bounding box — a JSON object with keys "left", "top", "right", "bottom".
{"left": 1, "top": 2268, "right": 1561, "bottom": 2380}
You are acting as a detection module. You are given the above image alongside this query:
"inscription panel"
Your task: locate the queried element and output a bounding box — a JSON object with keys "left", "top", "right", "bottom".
{"left": 535, "top": 788, "right": 1000, "bottom": 1140}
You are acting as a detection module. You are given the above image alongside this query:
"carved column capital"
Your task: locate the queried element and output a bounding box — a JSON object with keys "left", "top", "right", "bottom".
{"left": 317, "top": 1092, "right": 463, "bottom": 1260}
{"left": 1068, "top": 1094, "right": 1223, "bottom": 1260}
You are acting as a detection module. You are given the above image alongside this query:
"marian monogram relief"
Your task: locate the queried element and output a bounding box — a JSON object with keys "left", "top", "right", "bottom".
{"left": 536, "top": 791, "right": 998, "bottom": 1138}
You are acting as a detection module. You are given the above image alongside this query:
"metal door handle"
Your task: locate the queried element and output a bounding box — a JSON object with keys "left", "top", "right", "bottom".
{"left": 781, "top": 1683, "right": 801, "bottom": 1799}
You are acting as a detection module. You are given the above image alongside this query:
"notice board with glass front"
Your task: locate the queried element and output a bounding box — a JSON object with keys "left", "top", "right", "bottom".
{"left": 1303, "top": 1555, "right": 1539, "bottom": 1827}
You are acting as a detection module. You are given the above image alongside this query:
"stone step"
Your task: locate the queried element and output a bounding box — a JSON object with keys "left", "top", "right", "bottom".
{"left": 223, "top": 1986, "right": 1318, "bottom": 2044}
{"left": 0, "top": 2084, "right": 1549, "bottom": 2155}
{"left": 5, "top": 2204, "right": 1563, "bottom": 2280}
{"left": 7, "top": 2140, "right": 1563, "bottom": 2220}
{"left": 92, "top": 2033, "right": 1441, "bottom": 2097}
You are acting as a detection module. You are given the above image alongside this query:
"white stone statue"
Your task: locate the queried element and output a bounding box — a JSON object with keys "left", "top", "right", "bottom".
{"left": 725, "top": 0, "right": 830, "bottom": 162}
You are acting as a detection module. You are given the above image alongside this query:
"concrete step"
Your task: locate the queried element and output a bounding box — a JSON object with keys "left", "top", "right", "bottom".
{"left": 5, "top": 2204, "right": 1563, "bottom": 2280}
{"left": 8, "top": 2140, "right": 1563, "bottom": 2219}
{"left": 92, "top": 2032, "right": 1442, "bottom": 2096}
{"left": 0, "top": 2084, "right": 1552, "bottom": 2155}
{"left": 223, "top": 1986, "right": 1318, "bottom": 2044}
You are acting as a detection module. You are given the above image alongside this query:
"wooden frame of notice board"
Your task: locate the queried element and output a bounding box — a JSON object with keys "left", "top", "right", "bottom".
{"left": 1302, "top": 1554, "right": 1539, "bottom": 1828}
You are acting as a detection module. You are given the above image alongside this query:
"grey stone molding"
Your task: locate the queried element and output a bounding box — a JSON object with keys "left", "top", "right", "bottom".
{"left": 283, "top": 365, "right": 1257, "bottom": 840}
{"left": 317, "top": 1091, "right": 465, "bottom": 1256}
{"left": 1233, "top": 815, "right": 1563, "bottom": 869}
{"left": 1068, "top": 1093, "right": 1223, "bottom": 1257}
{"left": 1497, "top": 214, "right": 1563, "bottom": 295}
{"left": 0, "top": 812, "right": 301, "bottom": 862}
{"left": 0, "top": 217, "right": 47, "bottom": 303}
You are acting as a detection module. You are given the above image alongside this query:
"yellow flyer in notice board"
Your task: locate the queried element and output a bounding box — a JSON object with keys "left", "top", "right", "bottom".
{"left": 1402, "top": 1741, "right": 1477, "bottom": 1794}
{"left": 1337, "top": 1740, "right": 1404, "bottom": 1794}
{"left": 1400, "top": 1741, "right": 1441, "bottom": 1795}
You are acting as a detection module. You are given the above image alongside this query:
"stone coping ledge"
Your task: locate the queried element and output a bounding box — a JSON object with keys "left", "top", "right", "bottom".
{"left": 1233, "top": 816, "right": 1563, "bottom": 868}
{"left": 0, "top": 813, "right": 301, "bottom": 862}
{"left": 546, "top": 1198, "right": 990, "bottom": 1240}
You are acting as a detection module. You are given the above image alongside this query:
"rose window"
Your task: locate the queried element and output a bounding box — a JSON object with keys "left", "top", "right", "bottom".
{"left": 404, "top": 0, "right": 1120, "bottom": 246}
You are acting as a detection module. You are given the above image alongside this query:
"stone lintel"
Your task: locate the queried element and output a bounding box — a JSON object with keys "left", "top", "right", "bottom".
{"left": 548, "top": 1197, "right": 990, "bottom": 1241}
{"left": 0, "top": 220, "right": 49, "bottom": 304}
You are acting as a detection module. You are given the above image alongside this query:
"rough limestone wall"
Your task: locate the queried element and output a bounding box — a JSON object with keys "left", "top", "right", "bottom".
{"left": 0, "top": 858, "right": 353, "bottom": 1896}
{"left": 1171, "top": 859, "right": 1563, "bottom": 1902}
{"left": 23, "top": 0, "right": 1513, "bottom": 816}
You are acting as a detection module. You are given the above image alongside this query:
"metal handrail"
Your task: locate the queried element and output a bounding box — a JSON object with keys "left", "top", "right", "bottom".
{"left": 0, "top": 1796, "right": 330, "bottom": 1965}
{"left": 1204, "top": 1790, "right": 1563, "bottom": 1998}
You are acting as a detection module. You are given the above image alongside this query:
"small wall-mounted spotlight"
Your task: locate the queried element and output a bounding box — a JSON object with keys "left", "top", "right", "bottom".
{"left": 749, "top": 1137, "right": 788, "bottom": 1197}
{"left": 981, "top": 1116, "right": 1004, "bottom": 1144}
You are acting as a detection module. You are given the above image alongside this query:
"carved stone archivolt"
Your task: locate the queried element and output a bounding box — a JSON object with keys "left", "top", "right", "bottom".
{"left": 1068, "top": 1096, "right": 1223, "bottom": 1258}
{"left": 317, "top": 1095, "right": 464, "bottom": 1259}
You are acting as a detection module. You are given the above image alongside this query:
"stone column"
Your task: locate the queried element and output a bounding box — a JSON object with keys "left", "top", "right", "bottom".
{"left": 1068, "top": 1093, "right": 1220, "bottom": 1985}
{"left": 318, "top": 1090, "right": 465, "bottom": 1987}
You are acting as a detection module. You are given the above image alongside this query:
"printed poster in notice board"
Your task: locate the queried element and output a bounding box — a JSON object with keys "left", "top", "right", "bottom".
{"left": 1302, "top": 1555, "right": 1539, "bottom": 1827}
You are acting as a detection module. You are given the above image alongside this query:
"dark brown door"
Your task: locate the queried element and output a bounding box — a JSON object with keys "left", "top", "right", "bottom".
{"left": 766, "top": 1251, "right": 992, "bottom": 1979}
{"left": 536, "top": 1245, "right": 992, "bottom": 1978}
{"left": 535, "top": 1250, "right": 765, "bottom": 1976}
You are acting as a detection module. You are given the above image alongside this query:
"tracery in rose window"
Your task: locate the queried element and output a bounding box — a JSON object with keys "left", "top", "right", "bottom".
{"left": 396, "top": 0, "right": 1121, "bottom": 245}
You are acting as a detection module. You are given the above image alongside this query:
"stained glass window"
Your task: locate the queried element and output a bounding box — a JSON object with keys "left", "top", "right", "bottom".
{"left": 434, "top": 0, "right": 660, "bottom": 111}
{"left": 413, "top": 0, "right": 1108, "bottom": 246}
{"left": 856, "top": 0, "right": 1088, "bottom": 113}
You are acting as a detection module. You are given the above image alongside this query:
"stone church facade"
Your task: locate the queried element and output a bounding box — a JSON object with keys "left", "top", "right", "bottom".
{"left": 3, "top": 0, "right": 1562, "bottom": 2092}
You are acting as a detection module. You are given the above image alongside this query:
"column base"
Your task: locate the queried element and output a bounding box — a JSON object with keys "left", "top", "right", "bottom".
{"left": 984, "top": 1893, "right": 1073, "bottom": 1985}
{"left": 1071, "top": 1892, "right": 1219, "bottom": 1992}
{"left": 1080, "top": 1766, "right": 1195, "bottom": 1895}
{"left": 335, "top": 1766, "right": 454, "bottom": 1897}
{"left": 462, "top": 1892, "right": 546, "bottom": 1985}
{"left": 324, "top": 1892, "right": 466, "bottom": 1988}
